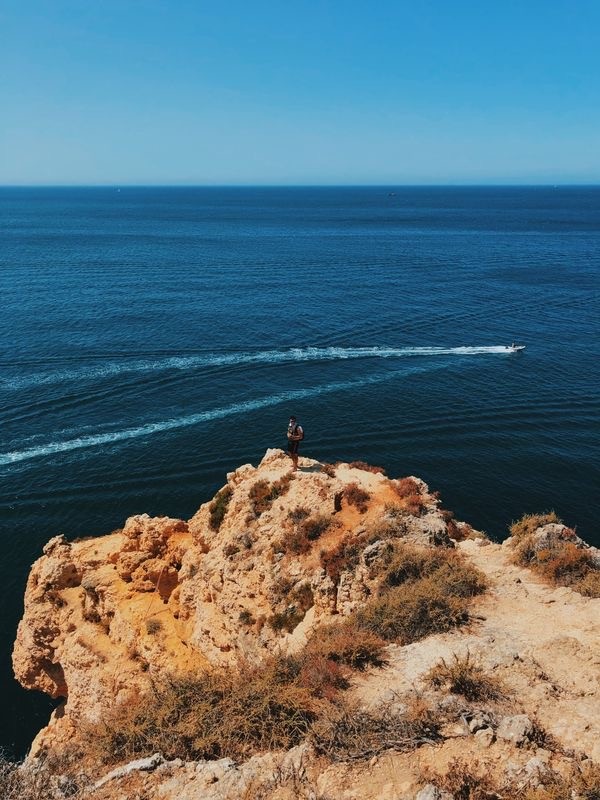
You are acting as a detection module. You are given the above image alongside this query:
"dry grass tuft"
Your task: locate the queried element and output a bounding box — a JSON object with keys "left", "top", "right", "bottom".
{"left": 384, "top": 546, "right": 487, "bottom": 596}
{"left": 304, "top": 620, "right": 386, "bottom": 671}
{"left": 509, "top": 511, "right": 561, "bottom": 540}
{"left": 425, "top": 651, "right": 505, "bottom": 701}
{"left": 81, "top": 658, "right": 319, "bottom": 766}
{"left": 356, "top": 579, "right": 470, "bottom": 643}
{"left": 421, "top": 758, "right": 503, "bottom": 800}
{"left": 145, "top": 618, "right": 163, "bottom": 635}
{"left": 421, "top": 757, "right": 600, "bottom": 800}
{"left": 348, "top": 461, "right": 387, "bottom": 475}
{"left": 286, "top": 514, "right": 333, "bottom": 555}
{"left": 392, "top": 477, "right": 427, "bottom": 516}
{"left": 356, "top": 545, "right": 487, "bottom": 644}
{"left": 0, "top": 757, "right": 86, "bottom": 800}
{"left": 248, "top": 474, "right": 293, "bottom": 517}
{"left": 319, "top": 462, "right": 337, "bottom": 477}
{"left": 344, "top": 482, "right": 371, "bottom": 513}
{"left": 311, "top": 698, "right": 440, "bottom": 761}
{"left": 511, "top": 515, "right": 600, "bottom": 598}
{"left": 446, "top": 516, "right": 486, "bottom": 542}
{"left": 269, "top": 582, "right": 314, "bottom": 632}
{"left": 208, "top": 485, "right": 233, "bottom": 531}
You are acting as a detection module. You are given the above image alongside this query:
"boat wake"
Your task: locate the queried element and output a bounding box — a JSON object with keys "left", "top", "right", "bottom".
{"left": 0, "top": 365, "right": 438, "bottom": 466}
{"left": 2, "top": 345, "right": 515, "bottom": 391}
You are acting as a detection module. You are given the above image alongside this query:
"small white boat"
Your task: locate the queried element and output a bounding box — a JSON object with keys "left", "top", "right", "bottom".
{"left": 506, "top": 344, "right": 526, "bottom": 352}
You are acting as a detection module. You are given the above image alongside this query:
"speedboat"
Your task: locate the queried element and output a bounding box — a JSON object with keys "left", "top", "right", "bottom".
{"left": 506, "top": 343, "right": 526, "bottom": 352}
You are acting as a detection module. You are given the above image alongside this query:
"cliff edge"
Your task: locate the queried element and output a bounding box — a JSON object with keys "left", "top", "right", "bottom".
{"left": 10, "top": 451, "right": 600, "bottom": 799}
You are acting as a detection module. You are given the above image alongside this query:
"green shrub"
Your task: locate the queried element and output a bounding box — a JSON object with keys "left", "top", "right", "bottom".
{"left": 208, "top": 486, "right": 233, "bottom": 531}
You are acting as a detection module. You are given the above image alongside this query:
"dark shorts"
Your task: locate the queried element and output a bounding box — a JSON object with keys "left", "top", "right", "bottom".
{"left": 288, "top": 440, "right": 300, "bottom": 455}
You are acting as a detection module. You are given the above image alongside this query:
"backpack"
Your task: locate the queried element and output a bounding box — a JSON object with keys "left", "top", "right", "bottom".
{"left": 290, "top": 423, "right": 304, "bottom": 441}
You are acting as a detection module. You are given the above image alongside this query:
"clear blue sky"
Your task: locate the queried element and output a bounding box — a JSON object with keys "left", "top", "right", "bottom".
{"left": 1, "top": 0, "right": 599, "bottom": 184}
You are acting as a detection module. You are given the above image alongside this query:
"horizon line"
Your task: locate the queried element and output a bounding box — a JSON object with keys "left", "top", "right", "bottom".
{"left": 2, "top": 182, "right": 600, "bottom": 189}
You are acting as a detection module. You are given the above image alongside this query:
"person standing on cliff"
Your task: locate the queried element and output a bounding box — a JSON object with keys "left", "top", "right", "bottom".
{"left": 287, "top": 415, "right": 303, "bottom": 471}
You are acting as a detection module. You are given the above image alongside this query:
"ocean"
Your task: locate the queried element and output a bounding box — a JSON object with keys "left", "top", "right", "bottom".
{"left": 1, "top": 186, "right": 599, "bottom": 756}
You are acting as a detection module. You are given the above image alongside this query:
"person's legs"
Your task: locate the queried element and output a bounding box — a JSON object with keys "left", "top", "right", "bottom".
{"left": 288, "top": 440, "right": 299, "bottom": 471}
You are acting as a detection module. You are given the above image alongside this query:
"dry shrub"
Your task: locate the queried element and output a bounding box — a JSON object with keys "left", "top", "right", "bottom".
{"left": 447, "top": 517, "right": 484, "bottom": 542}
{"left": 208, "top": 485, "right": 233, "bottom": 531}
{"left": 284, "top": 514, "right": 332, "bottom": 555}
{"left": 348, "top": 461, "right": 386, "bottom": 475}
{"left": 0, "top": 756, "right": 87, "bottom": 800}
{"left": 421, "top": 758, "right": 502, "bottom": 800}
{"left": 304, "top": 620, "right": 386, "bottom": 671}
{"left": 0, "top": 760, "right": 40, "bottom": 800}
{"left": 384, "top": 546, "right": 487, "bottom": 596}
{"left": 294, "top": 653, "right": 348, "bottom": 700}
{"left": 145, "top": 618, "right": 163, "bottom": 635}
{"left": 249, "top": 474, "right": 293, "bottom": 517}
{"left": 269, "top": 583, "right": 314, "bottom": 632}
{"left": 509, "top": 511, "right": 561, "bottom": 540}
{"left": 320, "top": 463, "right": 336, "bottom": 477}
{"left": 300, "top": 514, "right": 331, "bottom": 541}
{"left": 284, "top": 528, "right": 312, "bottom": 556}
{"left": 513, "top": 532, "right": 600, "bottom": 598}
{"left": 356, "top": 580, "right": 470, "bottom": 644}
{"left": 320, "top": 535, "right": 367, "bottom": 583}
{"left": 574, "top": 570, "right": 600, "bottom": 598}
{"left": 82, "top": 658, "right": 319, "bottom": 766}
{"left": 367, "top": 512, "right": 408, "bottom": 540}
{"left": 288, "top": 506, "right": 310, "bottom": 523}
{"left": 422, "top": 758, "right": 600, "bottom": 800}
{"left": 393, "top": 477, "right": 422, "bottom": 498}
{"left": 391, "top": 477, "right": 427, "bottom": 516}
{"left": 356, "top": 546, "right": 487, "bottom": 644}
{"left": 426, "top": 651, "right": 505, "bottom": 702}
{"left": 238, "top": 609, "right": 255, "bottom": 625}
{"left": 311, "top": 699, "right": 440, "bottom": 761}
{"left": 344, "top": 483, "right": 370, "bottom": 513}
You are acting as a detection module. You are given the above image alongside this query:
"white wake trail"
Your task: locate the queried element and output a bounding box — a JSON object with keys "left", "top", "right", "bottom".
{"left": 0, "top": 367, "right": 431, "bottom": 466}
{"left": 2, "top": 345, "right": 514, "bottom": 391}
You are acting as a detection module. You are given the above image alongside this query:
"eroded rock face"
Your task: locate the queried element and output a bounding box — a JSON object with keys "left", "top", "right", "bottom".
{"left": 11, "top": 450, "right": 600, "bottom": 800}
{"left": 13, "top": 451, "right": 444, "bottom": 755}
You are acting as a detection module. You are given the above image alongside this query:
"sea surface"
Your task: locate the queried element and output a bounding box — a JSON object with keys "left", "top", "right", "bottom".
{"left": 1, "top": 186, "right": 599, "bottom": 756}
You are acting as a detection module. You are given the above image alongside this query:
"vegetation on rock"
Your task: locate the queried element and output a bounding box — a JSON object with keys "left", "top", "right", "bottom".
{"left": 510, "top": 513, "right": 600, "bottom": 597}
{"left": 208, "top": 485, "right": 233, "bottom": 531}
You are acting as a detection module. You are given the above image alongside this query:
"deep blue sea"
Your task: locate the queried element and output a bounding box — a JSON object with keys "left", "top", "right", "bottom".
{"left": 1, "top": 186, "right": 599, "bottom": 756}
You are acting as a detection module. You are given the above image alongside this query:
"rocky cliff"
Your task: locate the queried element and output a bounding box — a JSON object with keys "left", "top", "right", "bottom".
{"left": 10, "top": 450, "right": 600, "bottom": 800}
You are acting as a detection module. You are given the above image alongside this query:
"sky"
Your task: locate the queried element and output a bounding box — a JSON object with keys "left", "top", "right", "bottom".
{"left": 1, "top": 0, "right": 599, "bottom": 185}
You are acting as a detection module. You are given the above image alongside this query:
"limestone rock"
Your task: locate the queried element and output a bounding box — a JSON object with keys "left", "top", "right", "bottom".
{"left": 497, "top": 714, "right": 533, "bottom": 745}
{"left": 10, "top": 450, "right": 600, "bottom": 798}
